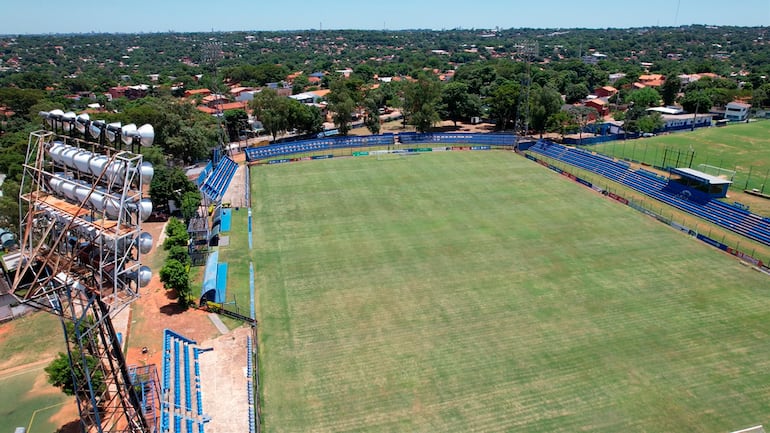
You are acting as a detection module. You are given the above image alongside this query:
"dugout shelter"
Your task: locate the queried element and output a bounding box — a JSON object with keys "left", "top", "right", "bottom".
{"left": 665, "top": 167, "right": 732, "bottom": 202}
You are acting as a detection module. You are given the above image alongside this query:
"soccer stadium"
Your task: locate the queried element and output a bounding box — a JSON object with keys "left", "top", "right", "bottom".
{"left": 189, "top": 129, "right": 770, "bottom": 432}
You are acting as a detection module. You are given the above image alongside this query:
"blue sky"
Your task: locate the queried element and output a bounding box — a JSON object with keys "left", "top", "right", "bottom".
{"left": 3, "top": 0, "right": 768, "bottom": 34}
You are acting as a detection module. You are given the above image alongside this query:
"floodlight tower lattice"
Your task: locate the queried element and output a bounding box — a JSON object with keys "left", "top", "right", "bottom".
{"left": 10, "top": 114, "right": 156, "bottom": 433}
{"left": 202, "top": 41, "right": 229, "bottom": 158}
{"left": 515, "top": 40, "right": 538, "bottom": 137}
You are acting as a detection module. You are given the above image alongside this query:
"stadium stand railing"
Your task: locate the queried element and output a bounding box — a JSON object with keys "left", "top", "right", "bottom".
{"left": 398, "top": 132, "right": 517, "bottom": 146}
{"left": 528, "top": 140, "right": 770, "bottom": 247}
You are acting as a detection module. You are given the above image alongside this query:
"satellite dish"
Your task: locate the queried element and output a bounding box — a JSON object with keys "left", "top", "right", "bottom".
{"left": 105, "top": 122, "right": 122, "bottom": 143}
{"left": 89, "top": 120, "right": 106, "bottom": 139}
{"left": 120, "top": 123, "right": 137, "bottom": 146}
{"left": 62, "top": 112, "right": 77, "bottom": 132}
{"left": 75, "top": 113, "right": 90, "bottom": 135}
{"left": 136, "top": 124, "right": 155, "bottom": 147}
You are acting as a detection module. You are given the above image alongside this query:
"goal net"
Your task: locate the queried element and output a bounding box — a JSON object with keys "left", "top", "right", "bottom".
{"left": 697, "top": 163, "right": 736, "bottom": 181}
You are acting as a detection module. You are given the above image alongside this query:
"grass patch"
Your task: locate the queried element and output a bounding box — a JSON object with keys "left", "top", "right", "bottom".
{"left": 0, "top": 312, "right": 63, "bottom": 371}
{"left": 250, "top": 152, "right": 770, "bottom": 433}
{"left": 0, "top": 367, "right": 73, "bottom": 433}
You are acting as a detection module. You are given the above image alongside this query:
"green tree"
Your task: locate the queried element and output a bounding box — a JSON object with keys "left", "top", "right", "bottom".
{"left": 180, "top": 191, "right": 201, "bottom": 222}
{"left": 567, "top": 106, "right": 598, "bottom": 145}
{"left": 660, "top": 77, "right": 681, "bottom": 106}
{"left": 440, "top": 81, "right": 481, "bottom": 127}
{"left": 530, "top": 86, "right": 563, "bottom": 137}
{"left": 626, "top": 87, "right": 662, "bottom": 108}
{"left": 564, "top": 83, "right": 589, "bottom": 104}
{"left": 163, "top": 217, "right": 189, "bottom": 250}
{"left": 223, "top": 109, "right": 249, "bottom": 142}
{"left": 150, "top": 167, "right": 198, "bottom": 213}
{"left": 680, "top": 91, "right": 713, "bottom": 114}
{"left": 488, "top": 82, "right": 520, "bottom": 130}
{"left": 547, "top": 110, "right": 576, "bottom": 141}
{"left": 168, "top": 245, "right": 191, "bottom": 268}
{"left": 330, "top": 96, "right": 356, "bottom": 136}
{"left": 159, "top": 259, "right": 191, "bottom": 306}
{"left": 363, "top": 97, "right": 381, "bottom": 135}
{"left": 403, "top": 76, "right": 442, "bottom": 132}
{"left": 637, "top": 112, "right": 665, "bottom": 133}
{"left": 251, "top": 89, "right": 291, "bottom": 140}
{"left": 45, "top": 352, "right": 103, "bottom": 397}
{"left": 165, "top": 124, "right": 213, "bottom": 163}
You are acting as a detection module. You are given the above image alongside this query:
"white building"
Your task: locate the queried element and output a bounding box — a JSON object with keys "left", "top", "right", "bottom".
{"left": 725, "top": 102, "right": 751, "bottom": 122}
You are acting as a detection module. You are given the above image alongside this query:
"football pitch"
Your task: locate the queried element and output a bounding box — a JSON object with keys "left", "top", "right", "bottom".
{"left": 248, "top": 151, "right": 770, "bottom": 432}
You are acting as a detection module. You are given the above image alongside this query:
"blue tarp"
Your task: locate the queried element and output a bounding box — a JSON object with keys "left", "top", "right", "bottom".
{"left": 214, "top": 263, "right": 228, "bottom": 304}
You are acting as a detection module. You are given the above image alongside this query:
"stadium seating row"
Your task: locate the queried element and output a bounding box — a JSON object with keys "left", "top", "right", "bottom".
{"left": 244, "top": 133, "right": 396, "bottom": 161}
{"left": 196, "top": 161, "right": 213, "bottom": 186}
{"left": 529, "top": 140, "right": 770, "bottom": 247}
{"left": 161, "top": 329, "right": 209, "bottom": 433}
{"left": 200, "top": 157, "right": 238, "bottom": 203}
{"left": 398, "top": 132, "right": 517, "bottom": 145}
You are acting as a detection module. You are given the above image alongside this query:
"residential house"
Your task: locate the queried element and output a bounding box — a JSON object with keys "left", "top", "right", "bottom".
{"left": 584, "top": 99, "right": 609, "bottom": 117}
{"left": 636, "top": 74, "right": 665, "bottom": 87}
{"left": 594, "top": 86, "right": 617, "bottom": 98}
{"left": 185, "top": 88, "right": 212, "bottom": 98}
{"left": 202, "top": 94, "right": 230, "bottom": 108}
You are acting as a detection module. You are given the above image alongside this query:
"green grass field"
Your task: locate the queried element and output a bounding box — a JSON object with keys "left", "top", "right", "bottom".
{"left": 243, "top": 151, "right": 770, "bottom": 433}
{"left": 0, "top": 368, "right": 73, "bottom": 433}
{"left": 590, "top": 120, "right": 770, "bottom": 193}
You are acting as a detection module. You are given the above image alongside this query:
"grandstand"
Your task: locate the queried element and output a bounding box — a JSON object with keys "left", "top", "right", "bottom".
{"left": 199, "top": 156, "right": 238, "bottom": 203}
{"left": 398, "top": 132, "right": 517, "bottom": 146}
{"left": 243, "top": 132, "right": 520, "bottom": 162}
{"left": 161, "top": 329, "right": 212, "bottom": 433}
{"left": 528, "top": 140, "right": 770, "bottom": 247}
{"left": 245, "top": 133, "right": 396, "bottom": 162}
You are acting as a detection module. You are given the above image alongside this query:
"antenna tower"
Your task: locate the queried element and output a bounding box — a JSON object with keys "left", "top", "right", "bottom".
{"left": 202, "top": 41, "right": 228, "bottom": 155}
{"left": 515, "top": 40, "right": 538, "bottom": 137}
{"left": 9, "top": 111, "right": 157, "bottom": 432}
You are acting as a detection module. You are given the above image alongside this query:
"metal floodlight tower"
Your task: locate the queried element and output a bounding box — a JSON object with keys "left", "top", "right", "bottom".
{"left": 515, "top": 39, "right": 538, "bottom": 137}
{"left": 9, "top": 111, "right": 156, "bottom": 433}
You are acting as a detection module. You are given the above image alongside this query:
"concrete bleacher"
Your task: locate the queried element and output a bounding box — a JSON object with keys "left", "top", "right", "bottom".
{"left": 529, "top": 140, "right": 770, "bottom": 247}
{"left": 161, "top": 329, "right": 211, "bottom": 433}
{"left": 200, "top": 157, "right": 238, "bottom": 203}
{"left": 244, "top": 133, "right": 396, "bottom": 162}
{"left": 398, "top": 132, "right": 517, "bottom": 146}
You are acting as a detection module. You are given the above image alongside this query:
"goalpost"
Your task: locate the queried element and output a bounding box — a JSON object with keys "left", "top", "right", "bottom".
{"left": 731, "top": 426, "right": 766, "bottom": 433}
{"left": 697, "top": 163, "right": 737, "bottom": 181}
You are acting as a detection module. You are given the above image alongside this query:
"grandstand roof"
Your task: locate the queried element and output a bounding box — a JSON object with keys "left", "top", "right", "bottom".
{"left": 672, "top": 167, "right": 733, "bottom": 185}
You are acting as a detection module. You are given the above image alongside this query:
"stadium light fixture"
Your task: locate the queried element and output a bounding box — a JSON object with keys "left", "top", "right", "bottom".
{"left": 75, "top": 113, "right": 91, "bottom": 135}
